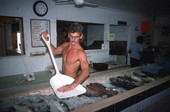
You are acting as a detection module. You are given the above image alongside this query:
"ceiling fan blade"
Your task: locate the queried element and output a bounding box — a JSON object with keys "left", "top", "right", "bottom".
{"left": 84, "top": 1, "right": 98, "bottom": 7}
{"left": 53, "top": 0, "right": 73, "bottom": 5}
{"left": 53, "top": 0, "right": 98, "bottom": 7}
{"left": 73, "top": 0, "right": 84, "bottom": 5}
{"left": 55, "top": 2, "right": 74, "bottom": 5}
{"left": 53, "top": 0, "right": 70, "bottom": 3}
{"left": 74, "top": 0, "right": 98, "bottom": 7}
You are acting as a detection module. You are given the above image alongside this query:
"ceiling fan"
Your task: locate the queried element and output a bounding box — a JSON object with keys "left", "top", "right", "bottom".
{"left": 53, "top": 0, "right": 98, "bottom": 7}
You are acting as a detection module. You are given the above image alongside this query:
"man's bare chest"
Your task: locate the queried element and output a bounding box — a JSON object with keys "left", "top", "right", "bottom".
{"left": 63, "top": 49, "right": 79, "bottom": 64}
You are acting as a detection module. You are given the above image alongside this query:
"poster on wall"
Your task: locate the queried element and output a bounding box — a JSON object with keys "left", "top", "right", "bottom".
{"left": 30, "top": 19, "right": 50, "bottom": 47}
{"left": 141, "top": 21, "right": 150, "bottom": 33}
{"left": 107, "top": 33, "right": 115, "bottom": 41}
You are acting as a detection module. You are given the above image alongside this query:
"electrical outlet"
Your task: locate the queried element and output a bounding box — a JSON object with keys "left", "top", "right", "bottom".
{"left": 23, "top": 73, "right": 35, "bottom": 81}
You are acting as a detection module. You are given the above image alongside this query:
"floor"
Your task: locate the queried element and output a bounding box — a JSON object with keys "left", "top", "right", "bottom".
{"left": 141, "top": 95, "right": 170, "bottom": 112}
{"left": 121, "top": 89, "right": 170, "bottom": 112}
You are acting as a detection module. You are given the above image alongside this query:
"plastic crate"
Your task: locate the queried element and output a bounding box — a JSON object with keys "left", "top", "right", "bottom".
{"left": 93, "top": 63, "right": 108, "bottom": 71}
{"left": 155, "top": 57, "right": 170, "bottom": 73}
{"left": 142, "top": 64, "right": 163, "bottom": 75}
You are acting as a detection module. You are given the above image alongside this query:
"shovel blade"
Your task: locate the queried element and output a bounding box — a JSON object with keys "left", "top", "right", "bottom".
{"left": 50, "top": 74, "right": 86, "bottom": 99}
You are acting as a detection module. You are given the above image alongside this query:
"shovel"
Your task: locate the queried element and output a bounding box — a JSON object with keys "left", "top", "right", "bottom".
{"left": 41, "top": 34, "right": 86, "bottom": 99}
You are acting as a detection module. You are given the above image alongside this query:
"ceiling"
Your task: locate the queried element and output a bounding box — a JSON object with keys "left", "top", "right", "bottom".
{"left": 54, "top": 0, "right": 170, "bottom": 16}
{"left": 93, "top": 0, "right": 170, "bottom": 16}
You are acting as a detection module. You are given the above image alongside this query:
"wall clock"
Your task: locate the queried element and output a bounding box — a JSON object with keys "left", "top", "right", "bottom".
{"left": 33, "top": 1, "right": 48, "bottom": 17}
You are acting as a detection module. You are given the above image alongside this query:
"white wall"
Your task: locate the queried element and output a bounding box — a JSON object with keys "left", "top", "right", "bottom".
{"left": 0, "top": 0, "right": 152, "bottom": 76}
{"left": 0, "top": 0, "right": 58, "bottom": 76}
{"left": 109, "top": 25, "right": 129, "bottom": 64}
{"left": 87, "top": 25, "right": 104, "bottom": 46}
{"left": 86, "top": 49, "right": 109, "bottom": 63}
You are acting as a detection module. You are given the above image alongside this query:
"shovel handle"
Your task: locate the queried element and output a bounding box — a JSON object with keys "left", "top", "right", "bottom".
{"left": 41, "top": 34, "right": 50, "bottom": 45}
{"left": 41, "top": 33, "right": 60, "bottom": 75}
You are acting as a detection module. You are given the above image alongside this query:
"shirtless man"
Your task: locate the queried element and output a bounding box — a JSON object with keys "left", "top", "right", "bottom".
{"left": 42, "top": 23, "right": 89, "bottom": 92}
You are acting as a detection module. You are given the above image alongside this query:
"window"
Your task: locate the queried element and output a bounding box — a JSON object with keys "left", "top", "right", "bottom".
{"left": 0, "top": 16, "right": 25, "bottom": 56}
{"left": 57, "top": 20, "right": 104, "bottom": 50}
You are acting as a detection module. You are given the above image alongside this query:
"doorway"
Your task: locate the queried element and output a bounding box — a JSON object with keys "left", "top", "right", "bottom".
{"left": 0, "top": 16, "right": 25, "bottom": 56}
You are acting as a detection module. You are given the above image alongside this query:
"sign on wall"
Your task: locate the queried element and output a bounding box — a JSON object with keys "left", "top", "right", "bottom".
{"left": 109, "top": 25, "right": 129, "bottom": 41}
{"left": 141, "top": 21, "right": 150, "bottom": 33}
{"left": 30, "top": 19, "right": 50, "bottom": 47}
{"left": 107, "top": 33, "right": 115, "bottom": 40}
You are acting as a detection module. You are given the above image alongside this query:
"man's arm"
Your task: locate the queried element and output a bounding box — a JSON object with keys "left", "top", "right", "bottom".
{"left": 41, "top": 31, "right": 63, "bottom": 55}
{"left": 128, "top": 44, "right": 133, "bottom": 54}
{"left": 70, "top": 50, "right": 89, "bottom": 89}
{"left": 57, "top": 51, "right": 89, "bottom": 92}
{"left": 51, "top": 44, "right": 63, "bottom": 55}
{"left": 139, "top": 45, "right": 144, "bottom": 59}
{"left": 128, "top": 50, "right": 131, "bottom": 54}
{"left": 57, "top": 49, "right": 89, "bottom": 92}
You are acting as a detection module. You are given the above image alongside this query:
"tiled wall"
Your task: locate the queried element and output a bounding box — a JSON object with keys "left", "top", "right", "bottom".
{"left": 97, "top": 80, "right": 170, "bottom": 112}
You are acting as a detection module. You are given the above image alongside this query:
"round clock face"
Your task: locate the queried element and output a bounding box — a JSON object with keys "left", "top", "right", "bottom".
{"left": 33, "top": 1, "right": 48, "bottom": 17}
